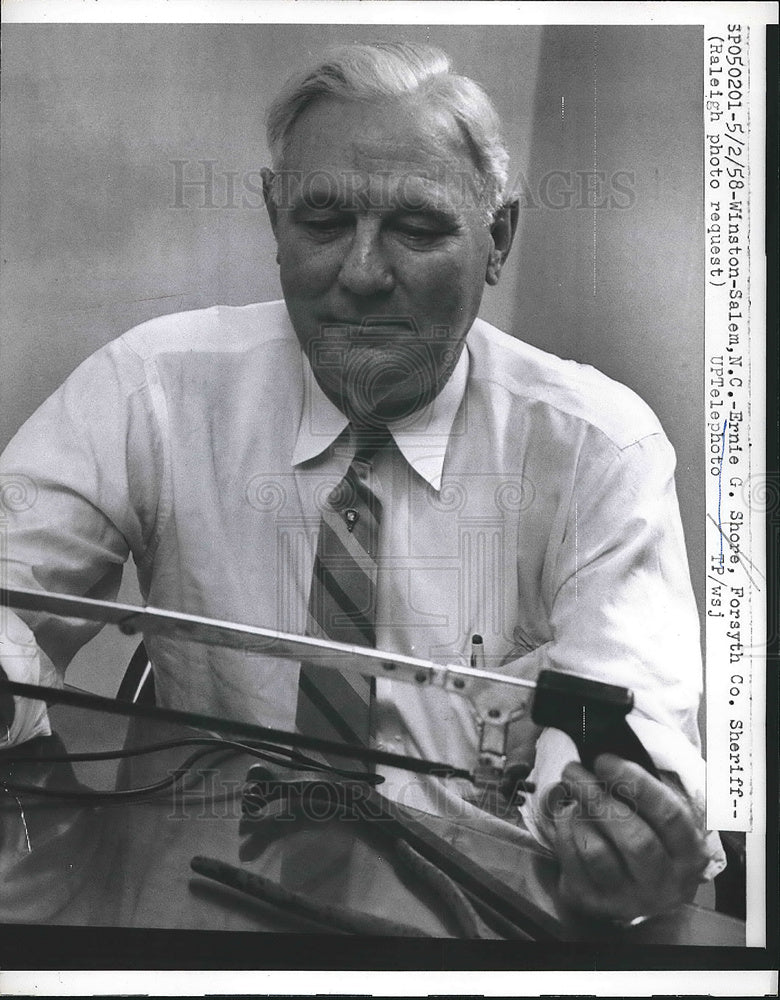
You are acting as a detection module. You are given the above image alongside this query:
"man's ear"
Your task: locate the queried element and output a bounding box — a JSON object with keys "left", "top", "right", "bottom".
{"left": 486, "top": 197, "right": 519, "bottom": 286}
{"left": 261, "top": 167, "right": 279, "bottom": 237}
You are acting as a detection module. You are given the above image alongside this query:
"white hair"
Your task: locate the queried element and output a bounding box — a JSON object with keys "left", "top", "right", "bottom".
{"left": 265, "top": 41, "right": 510, "bottom": 220}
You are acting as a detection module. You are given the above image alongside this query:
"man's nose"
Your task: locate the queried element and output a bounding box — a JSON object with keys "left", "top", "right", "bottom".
{"left": 337, "top": 219, "right": 394, "bottom": 296}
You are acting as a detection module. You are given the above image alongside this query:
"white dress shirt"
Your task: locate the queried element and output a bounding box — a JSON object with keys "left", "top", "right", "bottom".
{"left": 0, "top": 300, "right": 722, "bottom": 869}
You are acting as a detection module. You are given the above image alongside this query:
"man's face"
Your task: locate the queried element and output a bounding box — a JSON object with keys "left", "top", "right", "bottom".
{"left": 265, "top": 95, "right": 514, "bottom": 426}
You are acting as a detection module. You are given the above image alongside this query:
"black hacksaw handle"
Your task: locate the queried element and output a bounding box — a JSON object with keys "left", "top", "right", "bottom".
{"left": 531, "top": 670, "right": 659, "bottom": 779}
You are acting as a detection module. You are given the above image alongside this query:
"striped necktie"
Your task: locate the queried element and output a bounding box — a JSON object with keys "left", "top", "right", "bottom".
{"left": 296, "top": 426, "right": 390, "bottom": 771}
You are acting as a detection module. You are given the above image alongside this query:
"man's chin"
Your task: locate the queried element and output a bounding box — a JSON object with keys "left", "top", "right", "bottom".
{"left": 339, "top": 381, "right": 438, "bottom": 427}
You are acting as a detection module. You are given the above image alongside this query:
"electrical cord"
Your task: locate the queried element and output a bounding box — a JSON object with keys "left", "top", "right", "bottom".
{"left": 0, "top": 677, "right": 471, "bottom": 780}
{"left": 0, "top": 734, "right": 381, "bottom": 778}
{"left": 0, "top": 734, "right": 384, "bottom": 804}
{"left": 0, "top": 736, "right": 296, "bottom": 765}
{"left": 1, "top": 744, "right": 228, "bottom": 803}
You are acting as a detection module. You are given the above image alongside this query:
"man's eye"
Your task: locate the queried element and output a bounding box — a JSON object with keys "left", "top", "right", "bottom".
{"left": 300, "top": 219, "right": 348, "bottom": 238}
{"left": 394, "top": 225, "right": 446, "bottom": 245}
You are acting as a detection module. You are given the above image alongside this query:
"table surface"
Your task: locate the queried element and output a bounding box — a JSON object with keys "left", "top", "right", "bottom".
{"left": 0, "top": 695, "right": 746, "bottom": 946}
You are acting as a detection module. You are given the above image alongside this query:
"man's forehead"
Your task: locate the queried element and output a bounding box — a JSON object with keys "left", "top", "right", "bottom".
{"left": 343, "top": 135, "right": 457, "bottom": 173}
{"left": 283, "top": 95, "right": 475, "bottom": 175}
{"left": 277, "top": 96, "right": 484, "bottom": 213}
{"left": 294, "top": 151, "right": 448, "bottom": 187}
{"left": 279, "top": 164, "right": 461, "bottom": 215}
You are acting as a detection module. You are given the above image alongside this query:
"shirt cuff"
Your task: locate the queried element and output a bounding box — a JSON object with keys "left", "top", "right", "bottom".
{"left": 520, "top": 722, "right": 727, "bottom": 881}
{"left": 0, "top": 611, "right": 53, "bottom": 747}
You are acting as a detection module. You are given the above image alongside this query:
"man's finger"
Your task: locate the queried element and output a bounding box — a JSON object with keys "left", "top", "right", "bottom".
{"left": 551, "top": 799, "right": 645, "bottom": 920}
{"left": 550, "top": 782, "right": 627, "bottom": 889}
{"left": 593, "top": 753, "right": 705, "bottom": 861}
{"left": 561, "top": 761, "right": 635, "bottom": 823}
{"left": 550, "top": 800, "right": 606, "bottom": 905}
{"left": 568, "top": 811, "right": 626, "bottom": 890}
{"left": 560, "top": 761, "right": 670, "bottom": 884}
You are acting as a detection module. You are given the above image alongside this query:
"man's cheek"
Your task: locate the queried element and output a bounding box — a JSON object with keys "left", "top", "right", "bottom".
{"left": 280, "top": 244, "right": 336, "bottom": 290}
{"left": 415, "top": 288, "right": 469, "bottom": 334}
{"left": 281, "top": 270, "right": 327, "bottom": 310}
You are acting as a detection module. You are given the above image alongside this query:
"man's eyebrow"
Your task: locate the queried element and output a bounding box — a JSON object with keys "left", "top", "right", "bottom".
{"left": 390, "top": 206, "right": 461, "bottom": 227}
{"left": 289, "top": 200, "right": 347, "bottom": 216}
{"left": 288, "top": 199, "right": 462, "bottom": 227}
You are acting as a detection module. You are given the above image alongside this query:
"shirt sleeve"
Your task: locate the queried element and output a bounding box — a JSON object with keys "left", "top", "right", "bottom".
{"left": 546, "top": 430, "right": 703, "bottom": 742}
{"left": 0, "top": 338, "right": 164, "bottom": 741}
{"left": 517, "top": 429, "right": 725, "bottom": 876}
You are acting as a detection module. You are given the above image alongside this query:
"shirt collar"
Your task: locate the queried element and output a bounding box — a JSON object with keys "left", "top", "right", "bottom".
{"left": 292, "top": 356, "right": 350, "bottom": 467}
{"left": 292, "top": 344, "right": 469, "bottom": 493}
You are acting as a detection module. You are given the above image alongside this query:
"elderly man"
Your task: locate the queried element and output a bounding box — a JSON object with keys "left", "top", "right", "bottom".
{"left": 0, "top": 42, "right": 721, "bottom": 923}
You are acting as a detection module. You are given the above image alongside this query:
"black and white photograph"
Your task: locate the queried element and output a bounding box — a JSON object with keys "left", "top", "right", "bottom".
{"left": 0, "top": 1, "right": 773, "bottom": 994}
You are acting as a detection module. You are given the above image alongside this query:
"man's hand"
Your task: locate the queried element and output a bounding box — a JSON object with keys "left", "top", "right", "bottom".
{"left": 542, "top": 752, "right": 710, "bottom": 922}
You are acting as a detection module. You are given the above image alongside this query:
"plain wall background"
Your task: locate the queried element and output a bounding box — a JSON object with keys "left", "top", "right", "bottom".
{"left": 0, "top": 24, "right": 703, "bottom": 699}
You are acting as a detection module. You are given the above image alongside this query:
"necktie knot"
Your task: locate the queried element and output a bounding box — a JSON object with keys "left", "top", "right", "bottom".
{"left": 351, "top": 425, "right": 393, "bottom": 465}
{"left": 327, "top": 425, "right": 390, "bottom": 511}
